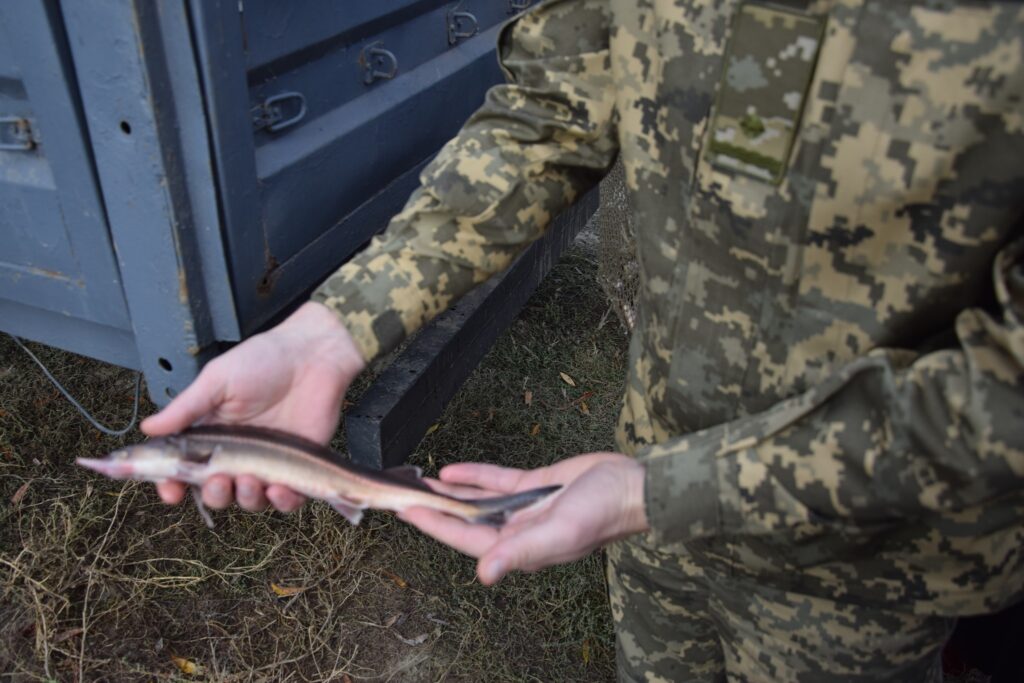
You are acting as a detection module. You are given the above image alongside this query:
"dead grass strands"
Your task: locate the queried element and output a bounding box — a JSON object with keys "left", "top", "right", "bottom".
{"left": 1, "top": 239, "right": 623, "bottom": 681}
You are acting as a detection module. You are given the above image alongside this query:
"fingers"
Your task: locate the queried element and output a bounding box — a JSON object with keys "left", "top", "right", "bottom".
{"left": 397, "top": 507, "right": 498, "bottom": 557}
{"left": 438, "top": 463, "right": 528, "bottom": 494}
{"left": 199, "top": 475, "right": 307, "bottom": 514}
{"left": 201, "top": 474, "right": 234, "bottom": 509}
{"left": 477, "top": 528, "right": 537, "bottom": 585}
{"left": 477, "top": 518, "right": 579, "bottom": 585}
{"left": 235, "top": 475, "right": 268, "bottom": 512}
{"left": 266, "top": 485, "right": 306, "bottom": 513}
{"left": 141, "top": 365, "right": 224, "bottom": 436}
{"left": 156, "top": 480, "right": 187, "bottom": 504}
{"left": 401, "top": 506, "right": 581, "bottom": 586}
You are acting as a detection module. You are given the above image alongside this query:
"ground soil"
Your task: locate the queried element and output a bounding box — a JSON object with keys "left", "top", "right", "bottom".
{"left": 0, "top": 230, "right": 626, "bottom": 682}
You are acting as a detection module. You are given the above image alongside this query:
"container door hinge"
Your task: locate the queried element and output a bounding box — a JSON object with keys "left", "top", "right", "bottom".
{"left": 0, "top": 116, "right": 37, "bottom": 151}
{"left": 360, "top": 42, "right": 399, "bottom": 85}
{"left": 447, "top": 5, "right": 479, "bottom": 45}
{"left": 508, "top": 0, "right": 532, "bottom": 14}
{"left": 250, "top": 92, "right": 307, "bottom": 133}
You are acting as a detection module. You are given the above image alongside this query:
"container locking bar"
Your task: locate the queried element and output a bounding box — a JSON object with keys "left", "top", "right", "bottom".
{"left": 0, "top": 116, "right": 37, "bottom": 151}
{"left": 250, "top": 92, "right": 307, "bottom": 133}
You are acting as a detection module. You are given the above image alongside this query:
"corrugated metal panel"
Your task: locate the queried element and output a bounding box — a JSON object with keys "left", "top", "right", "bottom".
{"left": 0, "top": 2, "right": 133, "bottom": 365}
{"left": 191, "top": 0, "right": 512, "bottom": 334}
{"left": 0, "top": 0, "right": 530, "bottom": 404}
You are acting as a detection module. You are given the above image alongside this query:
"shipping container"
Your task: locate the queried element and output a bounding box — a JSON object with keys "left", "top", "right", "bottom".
{"left": 0, "top": 0, "right": 596, "bottom": 466}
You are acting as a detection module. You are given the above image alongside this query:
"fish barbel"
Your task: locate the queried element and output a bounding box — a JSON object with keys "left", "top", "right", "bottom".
{"left": 76, "top": 425, "right": 560, "bottom": 528}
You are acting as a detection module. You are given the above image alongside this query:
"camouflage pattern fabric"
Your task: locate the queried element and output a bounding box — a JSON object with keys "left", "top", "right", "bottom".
{"left": 607, "top": 538, "right": 954, "bottom": 682}
{"left": 313, "top": 0, "right": 1024, "bottom": 679}
{"left": 707, "top": 4, "right": 825, "bottom": 183}
{"left": 313, "top": 0, "right": 618, "bottom": 361}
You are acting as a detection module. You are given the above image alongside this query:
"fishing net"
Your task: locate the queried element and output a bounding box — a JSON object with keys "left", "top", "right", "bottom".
{"left": 596, "top": 159, "right": 640, "bottom": 332}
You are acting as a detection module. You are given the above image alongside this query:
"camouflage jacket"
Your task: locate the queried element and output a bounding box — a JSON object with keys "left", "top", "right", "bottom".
{"left": 314, "top": 0, "right": 1024, "bottom": 615}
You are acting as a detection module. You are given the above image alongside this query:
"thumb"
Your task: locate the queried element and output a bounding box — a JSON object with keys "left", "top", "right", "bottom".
{"left": 141, "top": 366, "right": 224, "bottom": 435}
{"left": 477, "top": 526, "right": 545, "bottom": 585}
{"left": 477, "top": 552, "right": 513, "bottom": 586}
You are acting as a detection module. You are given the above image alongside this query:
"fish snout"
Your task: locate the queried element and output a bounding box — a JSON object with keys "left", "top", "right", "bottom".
{"left": 76, "top": 457, "right": 135, "bottom": 479}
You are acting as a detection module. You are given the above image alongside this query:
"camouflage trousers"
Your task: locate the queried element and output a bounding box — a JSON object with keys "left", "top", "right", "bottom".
{"left": 606, "top": 537, "right": 954, "bottom": 682}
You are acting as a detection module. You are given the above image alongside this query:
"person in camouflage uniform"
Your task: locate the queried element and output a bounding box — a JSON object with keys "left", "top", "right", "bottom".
{"left": 147, "top": 1, "right": 1024, "bottom": 680}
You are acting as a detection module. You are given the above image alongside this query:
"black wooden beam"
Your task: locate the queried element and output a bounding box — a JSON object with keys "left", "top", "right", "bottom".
{"left": 346, "top": 189, "right": 599, "bottom": 469}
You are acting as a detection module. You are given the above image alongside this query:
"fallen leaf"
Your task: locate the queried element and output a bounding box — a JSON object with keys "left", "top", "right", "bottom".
{"left": 530, "top": 423, "right": 541, "bottom": 437}
{"left": 11, "top": 481, "right": 29, "bottom": 505}
{"left": 579, "top": 401, "right": 590, "bottom": 415}
{"left": 582, "top": 639, "right": 591, "bottom": 664}
{"left": 559, "top": 372, "right": 577, "bottom": 387}
{"left": 270, "top": 582, "right": 305, "bottom": 597}
{"left": 425, "top": 423, "right": 440, "bottom": 436}
{"left": 383, "top": 613, "right": 403, "bottom": 628}
{"left": 342, "top": 675, "right": 353, "bottom": 683}
{"left": 383, "top": 570, "right": 408, "bottom": 589}
{"left": 170, "top": 655, "right": 200, "bottom": 675}
{"left": 524, "top": 390, "right": 532, "bottom": 406}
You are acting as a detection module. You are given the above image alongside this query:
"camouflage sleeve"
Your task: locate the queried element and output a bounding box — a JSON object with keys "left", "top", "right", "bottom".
{"left": 641, "top": 238, "right": 1024, "bottom": 544}
{"left": 312, "top": 0, "right": 617, "bottom": 361}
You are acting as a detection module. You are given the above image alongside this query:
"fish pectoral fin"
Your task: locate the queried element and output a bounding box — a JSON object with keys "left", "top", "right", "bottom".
{"left": 190, "top": 485, "right": 215, "bottom": 529}
{"left": 183, "top": 443, "right": 218, "bottom": 464}
{"left": 328, "top": 497, "right": 366, "bottom": 526}
{"left": 173, "top": 461, "right": 207, "bottom": 484}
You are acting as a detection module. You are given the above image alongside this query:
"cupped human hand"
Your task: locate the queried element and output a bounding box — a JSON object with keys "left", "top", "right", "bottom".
{"left": 398, "top": 452, "right": 649, "bottom": 585}
{"left": 140, "top": 302, "right": 365, "bottom": 513}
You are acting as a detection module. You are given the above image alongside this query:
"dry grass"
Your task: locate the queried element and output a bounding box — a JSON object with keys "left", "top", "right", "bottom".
{"left": 0, "top": 238, "right": 627, "bottom": 682}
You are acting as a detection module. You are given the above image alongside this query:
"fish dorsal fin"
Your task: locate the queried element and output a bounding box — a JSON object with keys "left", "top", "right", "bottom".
{"left": 383, "top": 465, "right": 431, "bottom": 492}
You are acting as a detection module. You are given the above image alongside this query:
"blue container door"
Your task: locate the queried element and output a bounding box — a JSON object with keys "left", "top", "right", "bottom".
{"left": 189, "top": 0, "right": 520, "bottom": 335}
{"left": 0, "top": 2, "right": 136, "bottom": 367}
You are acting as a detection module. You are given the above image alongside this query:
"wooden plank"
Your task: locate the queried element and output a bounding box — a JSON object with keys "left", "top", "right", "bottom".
{"left": 346, "top": 189, "right": 598, "bottom": 469}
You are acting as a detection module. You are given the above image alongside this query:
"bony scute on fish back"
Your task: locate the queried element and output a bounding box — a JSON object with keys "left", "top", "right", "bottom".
{"left": 76, "top": 425, "right": 561, "bottom": 529}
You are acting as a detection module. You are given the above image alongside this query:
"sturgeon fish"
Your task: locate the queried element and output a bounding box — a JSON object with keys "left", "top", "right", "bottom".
{"left": 76, "top": 425, "right": 559, "bottom": 528}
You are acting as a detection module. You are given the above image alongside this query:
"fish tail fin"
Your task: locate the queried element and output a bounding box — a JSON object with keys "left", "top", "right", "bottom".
{"left": 465, "top": 485, "right": 562, "bottom": 527}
